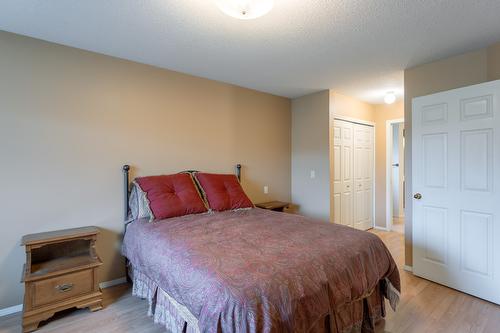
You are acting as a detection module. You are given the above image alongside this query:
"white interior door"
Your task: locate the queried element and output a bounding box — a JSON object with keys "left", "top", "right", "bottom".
{"left": 333, "top": 120, "right": 354, "bottom": 227}
{"left": 353, "top": 124, "right": 374, "bottom": 230}
{"left": 412, "top": 80, "right": 500, "bottom": 304}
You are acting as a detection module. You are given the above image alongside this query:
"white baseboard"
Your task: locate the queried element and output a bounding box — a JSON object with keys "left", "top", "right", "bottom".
{"left": 403, "top": 265, "right": 413, "bottom": 272}
{"left": 373, "top": 226, "right": 390, "bottom": 232}
{"left": 0, "top": 276, "right": 128, "bottom": 317}
{"left": 0, "top": 304, "right": 22, "bottom": 317}
{"left": 99, "top": 276, "right": 127, "bottom": 289}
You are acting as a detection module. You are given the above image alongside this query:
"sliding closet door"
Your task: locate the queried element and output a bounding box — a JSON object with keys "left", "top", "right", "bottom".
{"left": 332, "top": 120, "right": 354, "bottom": 227}
{"left": 353, "top": 124, "right": 374, "bottom": 230}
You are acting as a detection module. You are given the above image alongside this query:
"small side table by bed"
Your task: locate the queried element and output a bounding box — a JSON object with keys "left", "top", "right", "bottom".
{"left": 21, "top": 226, "right": 103, "bottom": 332}
{"left": 255, "top": 201, "right": 290, "bottom": 212}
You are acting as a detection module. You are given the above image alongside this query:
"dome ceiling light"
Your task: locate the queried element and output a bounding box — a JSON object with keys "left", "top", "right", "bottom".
{"left": 215, "top": 0, "right": 274, "bottom": 20}
{"left": 384, "top": 91, "right": 396, "bottom": 104}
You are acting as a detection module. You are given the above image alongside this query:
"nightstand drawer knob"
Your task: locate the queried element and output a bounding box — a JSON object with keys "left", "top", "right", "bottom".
{"left": 55, "top": 283, "right": 74, "bottom": 292}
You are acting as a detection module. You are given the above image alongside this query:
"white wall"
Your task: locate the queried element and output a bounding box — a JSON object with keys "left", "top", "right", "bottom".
{"left": 291, "top": 91, "right": 330, "bottom": 221}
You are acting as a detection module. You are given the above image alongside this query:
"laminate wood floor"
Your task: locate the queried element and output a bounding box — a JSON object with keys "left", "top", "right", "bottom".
{"left": 1, "top": 227, "right": 499, "bottom": 333}
{"left": 391, "top": 216, "right": 404, "bottom": 234}
{"left": 372, "top": 226, "right": 500, "bottom": 333}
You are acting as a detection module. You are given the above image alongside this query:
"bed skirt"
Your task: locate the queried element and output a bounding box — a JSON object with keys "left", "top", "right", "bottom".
{"left": 129, "top": 266, "right": 200, "bottom": 333}
{"left": 129, "top": 265, "right": 399, "bottom": 333}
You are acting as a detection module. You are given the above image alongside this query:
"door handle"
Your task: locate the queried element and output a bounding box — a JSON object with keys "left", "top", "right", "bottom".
{"left": 413, "top": 193, "right": 422, "bottom": 200}
{"left": 392, "top": 163, "right": 399, "bottom": 167}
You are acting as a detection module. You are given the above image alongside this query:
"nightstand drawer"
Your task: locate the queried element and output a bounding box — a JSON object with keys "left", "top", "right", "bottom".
{"left": 31, "top": 269, "right": 93, "bottom": 307}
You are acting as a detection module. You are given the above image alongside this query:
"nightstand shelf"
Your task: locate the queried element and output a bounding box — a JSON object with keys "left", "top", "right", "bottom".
{"left": 21, "top": 226, "right": 103, "bottom": 332}
{"left": 26, "top": 255, "right": 102, "bottom": 281}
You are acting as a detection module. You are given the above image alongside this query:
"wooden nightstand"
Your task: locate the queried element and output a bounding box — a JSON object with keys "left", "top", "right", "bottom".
{"left": 21, "top": 227, "right": 103, "bottom": 332}
{"left": 255, "top": 201, "right": 290, "bottom": 212}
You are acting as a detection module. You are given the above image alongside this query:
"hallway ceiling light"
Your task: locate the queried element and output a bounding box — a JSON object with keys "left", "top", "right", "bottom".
{"left": 215, "top": 0, "right": 274, "bottom": 20}
{"left": 384, "top": 91, "right": 396, "bottom": 104}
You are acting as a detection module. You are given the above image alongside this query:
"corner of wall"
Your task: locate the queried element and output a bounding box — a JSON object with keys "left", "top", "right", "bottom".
{"left": 487, "top": 41, "right": 500, "bottom": 81}
{"left": 291, "top": 90, "right": 331, "bottom": 221}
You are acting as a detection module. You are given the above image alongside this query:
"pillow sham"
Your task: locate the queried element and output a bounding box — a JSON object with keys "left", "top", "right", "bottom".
{"left": 194, "top": 173, "right": 254, "bottom": 211}
{"left": 128, "top": 182, "right": 152, "bottom": 221}
{"left": 134, "top": 173, "right": 208, "bottom": 221}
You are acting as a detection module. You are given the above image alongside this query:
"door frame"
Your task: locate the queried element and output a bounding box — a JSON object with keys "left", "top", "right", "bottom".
{"left": 331, "top": 115, "right": 376, "bottom": 229}
{"left": 386, "top": 118, "right": 404, "bottom": 231}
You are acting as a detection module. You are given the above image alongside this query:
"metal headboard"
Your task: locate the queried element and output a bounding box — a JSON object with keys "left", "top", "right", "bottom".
{"left": 122, "top": 165, "right": 131, "bottom": 221}
{"left": 122, "top": 164, "right": 242, "bottom": 222}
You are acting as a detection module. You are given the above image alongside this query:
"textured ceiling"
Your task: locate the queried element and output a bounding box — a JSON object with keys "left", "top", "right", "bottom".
{"left": 1, "top": 0, "right": 500, "bottom": 103}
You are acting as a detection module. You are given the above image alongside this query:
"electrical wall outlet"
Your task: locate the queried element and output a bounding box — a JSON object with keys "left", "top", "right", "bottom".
{"left": 310, "top": 170, "right": 316, "bottom": 179}
{"left": 263, "top": 186, "right": 269, "bottom": 194}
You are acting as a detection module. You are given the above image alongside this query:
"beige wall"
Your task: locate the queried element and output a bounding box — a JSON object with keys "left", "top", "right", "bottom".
{"left": 404, "top": 41, "right": 500, "bottom": 267}
{"left": 488, "top": 42, "right": 500, "bottom": 81}
{"left": 373, "top": 101, "right": 404, "bottom": 229}
{"left": 0, "top": 31, "right": 291, "bottom": 308}
{"left": 291, "top": 91, "right": 330, "bottom": 220}
{"left": 329, "top": 91, "right": 376, "bottom": 122}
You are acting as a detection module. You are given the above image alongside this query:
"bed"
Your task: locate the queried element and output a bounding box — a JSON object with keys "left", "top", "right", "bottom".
{"left": 121, "top": 165, "right": 400, "bottom": 333}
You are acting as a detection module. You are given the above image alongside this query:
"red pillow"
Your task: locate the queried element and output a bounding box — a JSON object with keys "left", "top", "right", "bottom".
{"left": 194, "top": 173, "right": 253, "bottom": 211}
{"left": 135, "top": 173, "right": 207, "bottom": 221}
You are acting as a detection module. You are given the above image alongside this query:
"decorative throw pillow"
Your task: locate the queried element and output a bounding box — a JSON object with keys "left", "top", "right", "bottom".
{"left": 134, "top": 173, "right": 208, "bottom": 221}
{"left": 178, "top": 170, "right": 206, "bottom": 201}
{"left": 194, "top": 173, "right": 254, "bottom": 211}
{"left": 128, "top": 182, "right": 152, "bottom": 221}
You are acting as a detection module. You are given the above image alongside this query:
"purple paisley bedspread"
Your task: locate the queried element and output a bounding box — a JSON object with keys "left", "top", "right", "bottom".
{"left": 122, "top": 208, "right": 400, "bottom": 333}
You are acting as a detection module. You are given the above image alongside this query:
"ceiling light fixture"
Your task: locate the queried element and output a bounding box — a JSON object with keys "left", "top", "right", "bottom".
{"left": 384, "top": 91, "right": 396, "bottom": 104}
{"left": 215, "top": 0, "right": 274, "bottom": 20}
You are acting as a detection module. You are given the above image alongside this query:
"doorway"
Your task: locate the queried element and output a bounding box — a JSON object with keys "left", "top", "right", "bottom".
{"left": 386, "top": 118, "right": 405, "bottom": 233}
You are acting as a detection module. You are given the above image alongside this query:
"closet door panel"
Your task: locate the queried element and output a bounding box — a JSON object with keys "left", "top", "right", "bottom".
{"left": 333, "top": 120, "right": 354, "bottom": 227}
{"left": 333, "top": 120, "right": 373, "bottom": 230}
{"left": 353, "top": 124, "right": 374, "bottom": 230}
{"left": 332, "top": 124, "right": 342, "bottom": 225}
